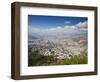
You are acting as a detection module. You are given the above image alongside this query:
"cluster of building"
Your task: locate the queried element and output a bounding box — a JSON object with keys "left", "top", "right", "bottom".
{"left": 29, "top": 37, "right": 87, "bottom": 59}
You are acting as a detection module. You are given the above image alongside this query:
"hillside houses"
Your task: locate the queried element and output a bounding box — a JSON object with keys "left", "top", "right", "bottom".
{"left": 29, "top": 37, "right": 87, "bottom": 59}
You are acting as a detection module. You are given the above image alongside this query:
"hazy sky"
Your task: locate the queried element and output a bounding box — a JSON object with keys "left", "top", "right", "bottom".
{"left": 28, "top": 15, "right": 88, "bottom": 34}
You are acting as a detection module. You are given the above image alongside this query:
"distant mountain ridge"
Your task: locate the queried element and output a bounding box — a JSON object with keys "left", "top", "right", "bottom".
{"left": 28, "top": 30, "right": 87, "bottom": 40}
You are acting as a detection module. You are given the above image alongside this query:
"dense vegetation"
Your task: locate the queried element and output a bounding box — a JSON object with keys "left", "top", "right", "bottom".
{"left": 28, "top": 46, "right": 87, "bottom": 66}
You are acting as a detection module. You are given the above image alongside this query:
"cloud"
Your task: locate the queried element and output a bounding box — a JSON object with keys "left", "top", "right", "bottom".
{"left": 49, "top": 28, "right": 56, "bottom": 31}
{"left": 64, "top": 21, "right": 71, "bottom": 24}
{"left": 76, "top": 21, "right": 88, "bottom": 29}
{"left": 29, "top": 21, "right": 87, "bottom": 34}
{"left": 56, "top": 26, "right": 62, "bottom": 29}
{"left": 49, "top": 26, "right": 62, "bottom": 31}
{"left": 64, "top": 25, "right": 77, "bottom": 29}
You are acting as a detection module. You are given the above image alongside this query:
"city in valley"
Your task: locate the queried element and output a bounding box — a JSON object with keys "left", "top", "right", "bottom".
{"left": 28, "top": 32, "right": 87, "bottom": 66}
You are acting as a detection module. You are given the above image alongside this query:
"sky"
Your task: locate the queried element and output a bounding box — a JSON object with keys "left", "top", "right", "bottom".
{"left": 28, "top": 15, "right": 88, "bottom": 34}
